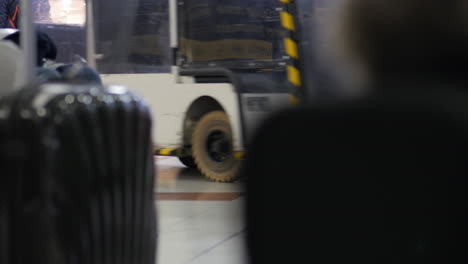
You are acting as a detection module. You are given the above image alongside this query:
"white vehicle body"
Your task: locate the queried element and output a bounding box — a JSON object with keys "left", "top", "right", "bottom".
{"left": 101, "top": 72, "right": 245, "bottom": 151}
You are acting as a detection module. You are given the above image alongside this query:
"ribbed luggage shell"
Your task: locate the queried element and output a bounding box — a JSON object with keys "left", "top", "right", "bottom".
{"left": 0, "top": 84, "right": 156, "bottom": 264}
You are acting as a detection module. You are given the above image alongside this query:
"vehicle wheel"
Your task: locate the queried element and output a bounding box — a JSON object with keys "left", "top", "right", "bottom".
{"left": 192, "top": 111, "right": 240, "bottom": 182}
{"left": 179, "top": 156, "right": 196, "bottom": 168}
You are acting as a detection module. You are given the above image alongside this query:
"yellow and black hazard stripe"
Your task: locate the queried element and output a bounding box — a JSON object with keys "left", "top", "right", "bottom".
{"left": 154, "top": 146, "right": 246, "bottom": 160}
{"left": 278, "top": 0, "right": 303, "bottom": 105}
{"left": 154, "top": 147, "right": 183, "bottom": 156}
{"left": 234, "top": 151, "right": 245, "bottom": 160}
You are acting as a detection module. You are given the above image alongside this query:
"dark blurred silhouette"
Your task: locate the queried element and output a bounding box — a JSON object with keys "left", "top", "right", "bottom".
{"left": 337, "top": 0, "right": 468, "bottom": 90}
{"left": 244, "top": 0, "right": 468, "bottom": 263}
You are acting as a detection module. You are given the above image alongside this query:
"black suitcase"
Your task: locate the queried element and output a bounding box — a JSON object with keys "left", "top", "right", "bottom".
{"left": 0, "top": 84, "right": 157, "bottom": 264}
{"left": 1, "top": 93, "right": 56, "bottom": 264}
{"left": 243, "top": 91, "right": 468, "bottom": 264}
{"left": 0, "top": 98, "right": 13, "bottom": 264}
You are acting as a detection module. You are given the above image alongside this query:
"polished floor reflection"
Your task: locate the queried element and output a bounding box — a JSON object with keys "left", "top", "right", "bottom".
{"left": 155, "top": 157, "right": 247, "bottom": 264}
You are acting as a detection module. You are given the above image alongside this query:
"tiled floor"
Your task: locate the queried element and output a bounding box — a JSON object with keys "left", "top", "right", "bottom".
{"left": 155, "top": 157, "right": 247, "bottom": 264}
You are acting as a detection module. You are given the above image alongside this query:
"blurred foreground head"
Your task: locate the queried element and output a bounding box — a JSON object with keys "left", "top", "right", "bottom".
{"left": 337, "top": 0, "right": 468, "bottom": 87}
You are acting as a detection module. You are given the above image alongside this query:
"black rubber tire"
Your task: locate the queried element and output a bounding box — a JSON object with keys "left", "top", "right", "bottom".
{"left": 179, "top": 156, "right": 197, "bottom": 168}
{"left": 192, "top": 111, "right": 240, "bottom": 182}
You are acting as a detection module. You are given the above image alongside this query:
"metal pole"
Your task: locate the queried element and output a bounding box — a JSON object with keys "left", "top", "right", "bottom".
{"left": 169, "top": 0, "right": 178, "bottom": 48}
{"left": 86, "top": 0, "right": 97, "bottom": 69}
{"left": 19, "top": 0, "right": 36, "bottom": 88}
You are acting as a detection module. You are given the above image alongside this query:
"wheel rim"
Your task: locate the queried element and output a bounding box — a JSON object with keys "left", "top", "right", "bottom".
{"left": 206, "top": 130, "right": 232, "bottom": 163}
